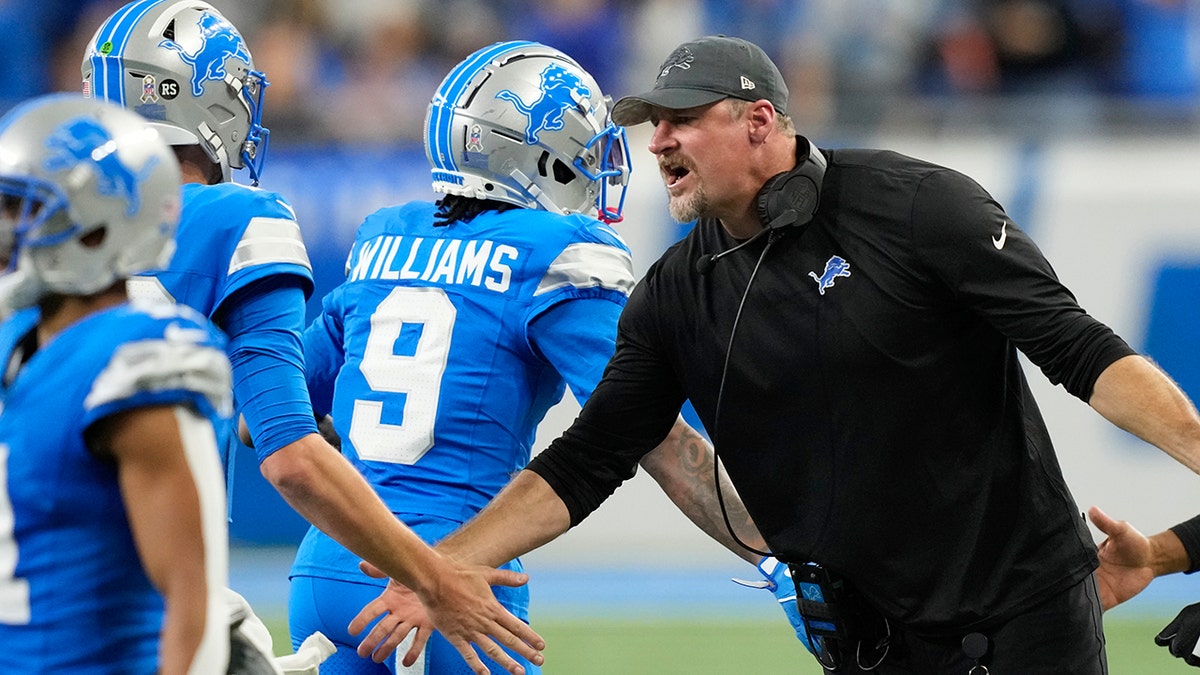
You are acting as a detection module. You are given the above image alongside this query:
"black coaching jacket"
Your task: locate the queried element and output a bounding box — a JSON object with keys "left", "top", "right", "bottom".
{"left": 528, "top": 145, "right": 1134, "bottom": 635}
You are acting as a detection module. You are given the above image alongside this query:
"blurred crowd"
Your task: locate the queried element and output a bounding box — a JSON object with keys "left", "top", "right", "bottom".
{"left": 6, "top": 0, "right": 1199, "bottom": 144}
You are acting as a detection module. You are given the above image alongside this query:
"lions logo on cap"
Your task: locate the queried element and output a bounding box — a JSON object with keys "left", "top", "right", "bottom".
{"left": 658, "top": 46, "right": 694, "bottom": 79}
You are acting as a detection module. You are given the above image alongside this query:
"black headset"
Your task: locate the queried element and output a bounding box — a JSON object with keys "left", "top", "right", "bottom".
{"left": 695, "top": 137, "right": 826, "bottom": 275}
{"left": 755, "top": 135, "right": 826, "bottom": 230}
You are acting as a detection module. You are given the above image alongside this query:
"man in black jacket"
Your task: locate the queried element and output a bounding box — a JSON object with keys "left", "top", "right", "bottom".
{"left": 353, "top": 35, "right": 1200, "bottom": 674}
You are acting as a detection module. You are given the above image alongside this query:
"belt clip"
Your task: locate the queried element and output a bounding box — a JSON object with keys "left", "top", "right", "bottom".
{"left": 962, "top": 632, "right": 989, "bottom": 675}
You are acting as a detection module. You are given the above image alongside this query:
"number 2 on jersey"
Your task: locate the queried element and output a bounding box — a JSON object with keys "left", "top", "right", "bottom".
{"left": 350, "top": 287, "right": 455, "bottom": 464}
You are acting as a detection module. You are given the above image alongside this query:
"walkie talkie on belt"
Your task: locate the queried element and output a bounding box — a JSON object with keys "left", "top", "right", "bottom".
{"left": 791, "top": 562, "right": 891, "bottom": 672}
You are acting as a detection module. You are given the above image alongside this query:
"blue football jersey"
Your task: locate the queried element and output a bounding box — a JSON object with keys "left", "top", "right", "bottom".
{"left": 0, "top": 302, "right": 232, "bottom": 674}
{"left": 126, "top": 180, "right": 317, "bottom": 470}
{"left": 293, "top": 201, "right": 634, "bottom": 582}
{"left": 127, "top": 181, "right": 314, "bottom": 317}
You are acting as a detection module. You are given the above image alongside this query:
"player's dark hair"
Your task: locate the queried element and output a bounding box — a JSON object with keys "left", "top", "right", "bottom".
{"left": 172, "top": 145, "right": 223, "bottom": 185}
{"left": 433, "top": 196, "right": 517, "bottom": 227}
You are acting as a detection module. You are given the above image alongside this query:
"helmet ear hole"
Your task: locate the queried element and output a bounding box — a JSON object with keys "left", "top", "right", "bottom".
{"left": 536, "top": 151, "right": 550, "bottom": 178}
{"left": 551, "top": 159, "right": 576, "bottom": 185}
{"left": 80, "top": 226, "right": 107, "bottom": 249}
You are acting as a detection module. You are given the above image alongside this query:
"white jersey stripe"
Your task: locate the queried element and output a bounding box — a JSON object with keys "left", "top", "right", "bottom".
{"left": 228, "top": 217, "right": 312, "bottom": 275}
{"left": 85, "top": 339, "right": 233, "bottom": 415}
{"left": 175, "top": 407, "right": 230, "bottom": 675}
{"left": 534, "top": 242, "right": 634, "bottom": 297}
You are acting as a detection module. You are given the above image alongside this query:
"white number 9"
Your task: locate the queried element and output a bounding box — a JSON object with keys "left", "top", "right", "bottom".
{"left": 349, "top": 287, "right": 455, "bottom": 465}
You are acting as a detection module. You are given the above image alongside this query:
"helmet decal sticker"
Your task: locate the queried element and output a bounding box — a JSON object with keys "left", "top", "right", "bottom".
{"left": 43, "top": 116, "right": 155, "bottom": 216}
{"left": 140, "top": 74, "right": 158, "bottom": 103}
{"left": 466, "top": 124, "right": 483, "bottom": 153}
{"left": 158, "top": 10, "right": 250, "bottom": 97}
{"left": 495, "top": 63, "right": 589, "bottom": 144}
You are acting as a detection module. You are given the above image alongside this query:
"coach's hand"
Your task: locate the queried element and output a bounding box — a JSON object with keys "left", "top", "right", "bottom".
{"left": 733, "top": 556, "right": 815, "bottom": 654}
{"left": 349, "top": 560, "right": 544, "bottom": 675}
{"left": 1156, "top": 602, "right": 1200, "bottom": 667}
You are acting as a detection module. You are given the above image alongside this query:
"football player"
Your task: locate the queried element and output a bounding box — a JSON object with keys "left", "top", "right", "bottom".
{"left": 81, "top": 3, "right": 542, "bottom": 674}
{"left": 294, "top": 41, "right": 808, "bottom": 674}
{"left": 0, "top": 93, "right": 230, "bottom": 675}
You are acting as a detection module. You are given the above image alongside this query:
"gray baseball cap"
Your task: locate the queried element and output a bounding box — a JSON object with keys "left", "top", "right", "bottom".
{"left": 611, "top": 35, "right": 789, "bottom": 126}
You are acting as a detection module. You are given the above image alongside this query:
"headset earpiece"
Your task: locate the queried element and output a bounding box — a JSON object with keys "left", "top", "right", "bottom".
{"left": 754, "top": 136, "right": 826, "bottom": 230}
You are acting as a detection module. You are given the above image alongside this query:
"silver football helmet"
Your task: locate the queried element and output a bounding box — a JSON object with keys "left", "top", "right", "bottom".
{"left": 81, "top": 0, "right": 269, "bottom": 184}
{"left": 0, "top": 94, "right": 181, "bottom": 310}
{"left": 426, "top": 41, "right": 630, "bottom": 222}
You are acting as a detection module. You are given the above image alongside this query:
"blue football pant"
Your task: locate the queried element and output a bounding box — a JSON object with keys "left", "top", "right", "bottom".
{"left": 289, "top": 574, "right": 540, "bottom": 675}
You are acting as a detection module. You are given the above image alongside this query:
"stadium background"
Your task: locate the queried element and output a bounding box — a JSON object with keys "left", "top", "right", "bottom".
{"left": 6, "top": 0, "right": 1200, "bottom": 671}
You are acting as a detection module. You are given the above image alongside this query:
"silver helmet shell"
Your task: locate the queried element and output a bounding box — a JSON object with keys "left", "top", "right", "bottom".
{"left": 0, "top": 93, "right": 181, "bottom": 310}
{"left": 426, "top": 41, "right": 630, "bottom": 222}
{"left": 81, "top": 0, "right": 269, "bottom": 184}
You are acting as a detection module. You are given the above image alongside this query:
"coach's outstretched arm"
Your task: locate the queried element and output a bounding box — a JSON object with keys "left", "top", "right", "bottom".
{"left": 349, "top": 470, "right": 570, "bottom": 663}
{"left": 443, "top": 470, "right": 573, "bottom": 566}
{"left": 1088, "top": 355, "right": 1200, "bottom": 474}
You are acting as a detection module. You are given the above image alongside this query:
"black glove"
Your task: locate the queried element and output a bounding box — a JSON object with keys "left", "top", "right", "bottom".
{"left": 1155, "top": 602, "right": 1200, "bottom": 667}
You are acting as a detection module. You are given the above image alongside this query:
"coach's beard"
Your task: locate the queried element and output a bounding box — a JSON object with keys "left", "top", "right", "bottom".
{"left": 668, "top": 184, "right": 709, "bottom": 224}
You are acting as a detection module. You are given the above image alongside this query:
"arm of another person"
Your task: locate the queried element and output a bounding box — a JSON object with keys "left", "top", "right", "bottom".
{"left": 639, "top": 421, "right": 766, "bottom": 563}
{"left": 1088, "top": 506, "right": 1197, "bottom": 609}
{"left": 1089, "top": 508, "right": 1200, "bottom": 667}
{"left": 92, "top": 404, "right": 227, "bottom": 675}
{"left": 223, "top": 278, "right": 543, "bottom": 675}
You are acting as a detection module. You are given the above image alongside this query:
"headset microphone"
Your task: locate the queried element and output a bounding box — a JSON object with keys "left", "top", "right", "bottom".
{"left": 696, "top": 226, "right": 774, "bottom": 274}
{"left": 694, "top": 138, "right": 825, "bottom": 275}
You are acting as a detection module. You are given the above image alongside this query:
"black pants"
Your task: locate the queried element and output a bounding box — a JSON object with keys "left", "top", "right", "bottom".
{"left": 820, "top": 574, "right": 1108, "bottom": 675}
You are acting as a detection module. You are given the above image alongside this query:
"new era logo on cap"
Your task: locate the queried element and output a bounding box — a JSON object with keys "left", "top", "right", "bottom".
{"left": 611, "top": 35, "right": 788, "bottom": 126}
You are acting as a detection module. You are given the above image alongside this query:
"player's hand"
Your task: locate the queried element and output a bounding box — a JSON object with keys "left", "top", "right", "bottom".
{"left": 349, "top": 563, "right": 433, "bottom": 667}
{"left": 732, "top": 556, "right": 815, "bottom": 654}
{"left": 349, "top": 559, "right": 545, "bottom": 675}
{"left": 1088, "top": 506, "right": 1156, "bottom": 610}
{"left": 1156, "top": 602, "right": 1200, "bottom": 667}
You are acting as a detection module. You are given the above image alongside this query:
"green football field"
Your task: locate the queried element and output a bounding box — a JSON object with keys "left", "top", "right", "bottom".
{"left": 263, "top": 615, "right": 1194, "bottom": 674}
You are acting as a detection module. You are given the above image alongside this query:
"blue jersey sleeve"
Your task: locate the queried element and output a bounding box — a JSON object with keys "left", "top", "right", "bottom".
{"left": 527, "top": 297, "right": 624, "bottom": 406}
{"left": 301, "top": 287, "right": 347, "bottom": 418}
{"left": 221, "top": 276, "right": 318, "bottom": 459}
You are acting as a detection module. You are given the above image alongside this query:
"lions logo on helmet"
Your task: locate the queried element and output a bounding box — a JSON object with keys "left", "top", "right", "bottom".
{"left": 44, "top": 117, "right": 158, "bottom": 217}
{"left": 495, "top": 63, "right": 592, "bottom": 145}
{"left": 159, "top": 10, "right": 251, "bottom": 98}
